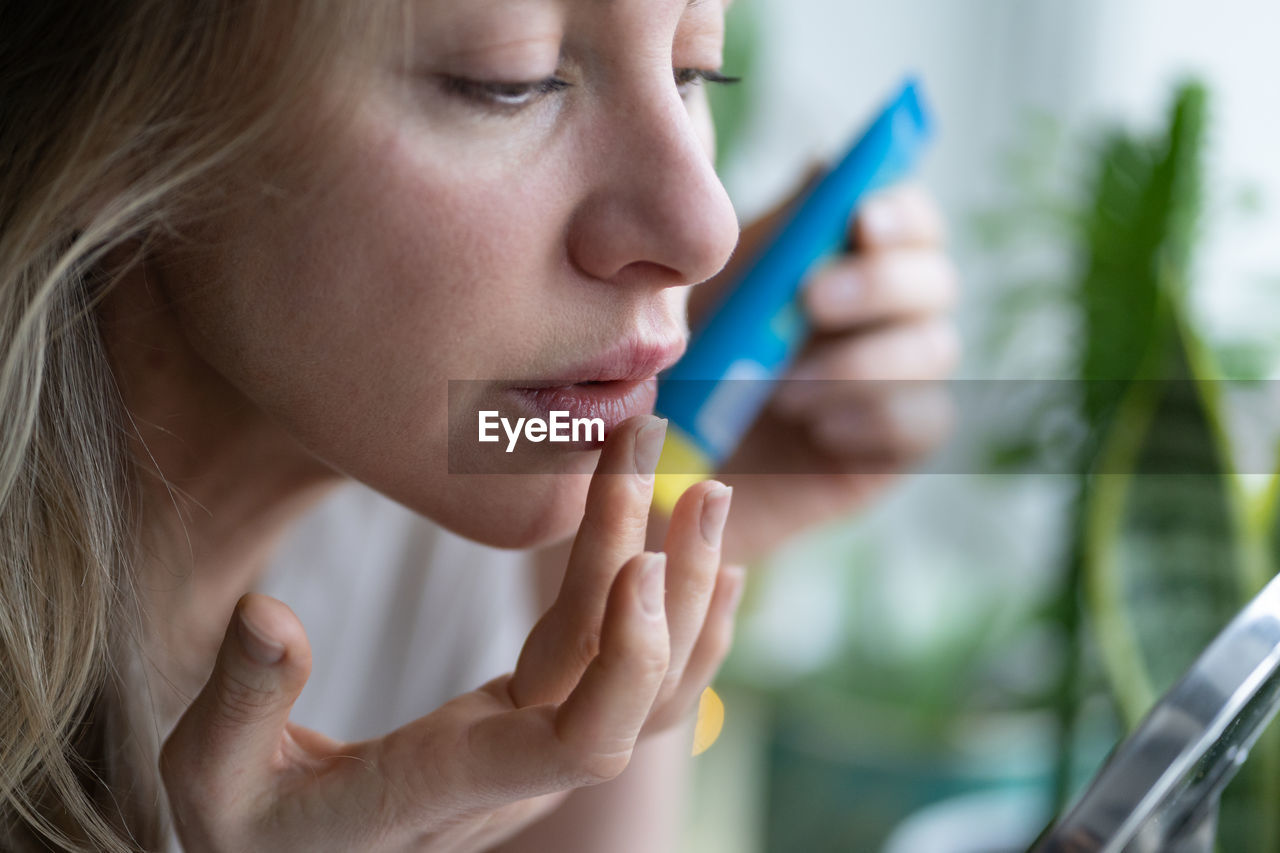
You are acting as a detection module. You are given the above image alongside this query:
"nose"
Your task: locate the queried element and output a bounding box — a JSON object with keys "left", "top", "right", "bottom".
{"left": 566, "top": 86, "right": 741, "bottom": 289}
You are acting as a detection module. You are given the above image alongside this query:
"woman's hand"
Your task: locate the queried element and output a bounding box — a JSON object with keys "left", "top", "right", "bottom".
{"left": 160, "top": 416, "right": 742, "bottom": 853}
{"left": 709, "top": 184, "right": 960, "bottom": 563}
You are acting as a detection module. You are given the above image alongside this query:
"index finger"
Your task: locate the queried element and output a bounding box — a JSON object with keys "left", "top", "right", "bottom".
{"left": 508, "top": 415, "right": 666, "bottom": 707}
{"left": 803, "top": 248, "right": 959, "bottom": 333}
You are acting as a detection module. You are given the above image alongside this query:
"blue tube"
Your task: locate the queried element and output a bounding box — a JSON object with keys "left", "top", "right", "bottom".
{"left": 654, "top": 77, "right": 934, "bottom": 509}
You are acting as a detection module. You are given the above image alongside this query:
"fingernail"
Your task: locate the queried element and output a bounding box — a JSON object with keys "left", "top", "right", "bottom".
{"left": 237, "top": 609, "right": 285, "bottom": 666}
{"left": 634, "top": 418, "right": 668, "bottom": 483}
{"left": 699, "top": 485, "right": 733, "bottom": 549}
{"left": 860, "top": 195, "right": 900, "bottom": 244}
{"left": 640, "top": 552, "right": 667, "bottom": 617}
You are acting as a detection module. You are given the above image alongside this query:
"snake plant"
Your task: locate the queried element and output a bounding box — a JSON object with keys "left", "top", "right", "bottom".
{"left": 1042, "top": 82, "right": 1280, "bottom": 849}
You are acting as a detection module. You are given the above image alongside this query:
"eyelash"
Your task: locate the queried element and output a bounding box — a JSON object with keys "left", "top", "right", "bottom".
{"left": 441, "top": 68, "right": 741, "bottom": 112}
{"left": 441, "top": 75, "right": 573, "bottom": 109}
{"left": 674, "top": 68, "right": 742, "bottom": 97}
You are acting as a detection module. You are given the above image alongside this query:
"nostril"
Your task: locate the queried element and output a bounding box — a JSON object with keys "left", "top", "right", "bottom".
{"left": 608, "top": 260, "right": 688, "bottom": 289}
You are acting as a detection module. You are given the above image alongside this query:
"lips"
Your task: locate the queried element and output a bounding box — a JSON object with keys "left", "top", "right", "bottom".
{"left": 518, "top": 339, "right": 688, "bottom": 388}
{"left": 507, "top": 338, "right": 686, "bottom": 439}
{"left": 510, "top": 379, "right": 659, "bottom": 438}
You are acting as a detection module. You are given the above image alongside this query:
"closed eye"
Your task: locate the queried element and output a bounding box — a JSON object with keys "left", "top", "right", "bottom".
{"left": 674, "top": 68, "right": 741, "bottom": 98}
{"left": 441, "top": 75, "right": 572, "bottom": 110}
{"left": 439, "top": 68, "right": 739, "bottom": 112}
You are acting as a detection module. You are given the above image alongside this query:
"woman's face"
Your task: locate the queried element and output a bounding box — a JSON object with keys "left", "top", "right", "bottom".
{"left": 158, "top": 0, "right": 739, "bottom": 546}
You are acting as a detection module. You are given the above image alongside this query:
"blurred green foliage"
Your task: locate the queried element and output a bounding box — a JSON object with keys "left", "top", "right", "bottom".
{"left": 708, "top": 0, "right": 761, "bottom": 169}
{"left": 989, "top": 82, "right": 1280, "bottom": 849}
{"left": 706, "top": 18, "right": 1280, "bottom": 842}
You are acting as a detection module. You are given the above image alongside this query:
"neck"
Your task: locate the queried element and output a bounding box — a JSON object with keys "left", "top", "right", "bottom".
{"left": 99, "top": 261, "right": 343, "bottom": 725}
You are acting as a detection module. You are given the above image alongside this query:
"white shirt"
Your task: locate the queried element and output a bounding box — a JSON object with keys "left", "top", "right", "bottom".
{"left": 255, "top": 482, "right": 539, "bottom": 742}
{"left": 163, "top": 484, "right": 538, "bottom": 852}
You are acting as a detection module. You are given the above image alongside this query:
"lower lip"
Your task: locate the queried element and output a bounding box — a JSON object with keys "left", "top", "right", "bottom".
{"left": 509, "top": 379, "right": 659, "bottom": 441}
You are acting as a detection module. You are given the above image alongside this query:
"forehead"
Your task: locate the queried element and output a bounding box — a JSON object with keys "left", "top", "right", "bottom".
{"left": 406, "top": 0, "right": 728, "bottom": 26}
{"left": 402, "top": 0, "right": 728, "bottom": 62}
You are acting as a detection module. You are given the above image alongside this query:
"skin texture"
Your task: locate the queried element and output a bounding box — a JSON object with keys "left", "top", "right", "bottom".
{"left": 95, "top": 0, "right": 958, "bottom": 849}
{"left": 498, "top": 183, "right": 957, "bottom": 853}
{"left": 152, "top": 0, "right": 738, "bottom": 551}
{"left": 160, "top": 419, "right": 747, "bottom": 852}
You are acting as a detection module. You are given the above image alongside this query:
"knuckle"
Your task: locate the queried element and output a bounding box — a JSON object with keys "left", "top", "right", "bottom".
{"left": 597, "top": 638, "right": 669, "bottom": 687}
{"left": 633, "top": 640, "right": 672, "bottom": 683}
{"left": 571, "top": 626, "right": 603, "bottom": 671}
{"left": 656, "top": 665, "right": 686, "bottom": 704}
{"left": 574, "top": 748, "right": 633, "bottom": 785}
{"left": 579, "top": 510, "right": 648, "bottom": 559}
{"left": 704, "top": 621, "right": 736, "bottom": 667}
{"left": 553, "top": 716, "right": 638, "bottom": 785}
{"left": 575, "top": 513, "right": 613, "bottom": 550}
{"left": 213, "top": 668, "right": 279, "bottom": 725}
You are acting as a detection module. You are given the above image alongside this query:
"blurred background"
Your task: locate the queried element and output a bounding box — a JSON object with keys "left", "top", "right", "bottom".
{"left": 682, "top": 1, "right": 1280, "bottom": 850}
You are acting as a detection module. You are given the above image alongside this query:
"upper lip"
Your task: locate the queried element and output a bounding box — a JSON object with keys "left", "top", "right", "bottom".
{"left": 518, "top": 337, "right": 687, "bottom": 388}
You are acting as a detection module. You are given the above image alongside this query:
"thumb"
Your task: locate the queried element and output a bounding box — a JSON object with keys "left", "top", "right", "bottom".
{"left": 163, "top": 593, "right": 312, "bottom": 793}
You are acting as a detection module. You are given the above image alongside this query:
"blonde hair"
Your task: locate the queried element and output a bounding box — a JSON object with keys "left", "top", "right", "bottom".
{"left": 0, "top": 2, "right": 395, "bottom": 849}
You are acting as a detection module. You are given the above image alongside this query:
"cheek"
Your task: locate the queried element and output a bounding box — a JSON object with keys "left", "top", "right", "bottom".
{"left": 165, "top": 104, "right": 591, "bottom": 546}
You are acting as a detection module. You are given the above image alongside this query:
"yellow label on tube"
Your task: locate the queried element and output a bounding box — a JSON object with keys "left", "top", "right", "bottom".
{"left": 652, "top": 427, "right": 714, "bottom": 514}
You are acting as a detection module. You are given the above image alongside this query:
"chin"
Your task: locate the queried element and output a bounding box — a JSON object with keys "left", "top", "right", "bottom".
{"left": 418, "top": 473, "right": 593, "bottom": 551}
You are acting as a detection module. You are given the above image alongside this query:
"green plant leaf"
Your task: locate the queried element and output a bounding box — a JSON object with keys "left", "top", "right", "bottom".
{"left": 1074, "top": 83, "right": 1280, "bottom": 850}
{"left": 708, "top": 0, "right": 761, "bottom": 168}
{"left": 1084, "top": 325, "right": 1244, "bottom": 719}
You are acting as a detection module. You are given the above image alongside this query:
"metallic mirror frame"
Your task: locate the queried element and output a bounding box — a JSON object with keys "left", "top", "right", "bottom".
{"left": 1034, "top": 571, "right": 1280, "bottom": 852}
